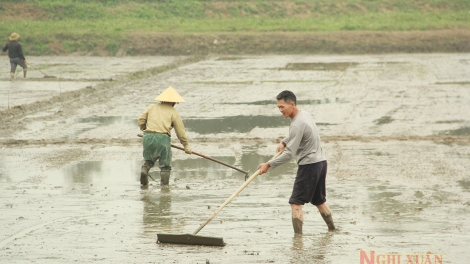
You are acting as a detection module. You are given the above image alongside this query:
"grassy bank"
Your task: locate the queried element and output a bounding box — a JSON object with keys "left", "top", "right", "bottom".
{"left": 1, "top": 0, "right": 469, "bottom": 55}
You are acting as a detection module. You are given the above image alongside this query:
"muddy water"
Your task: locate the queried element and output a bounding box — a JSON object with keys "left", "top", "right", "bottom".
{"left": 1, "top": 54, "right": 470, "bottom": 263}
{"left": 0, "top": 56, "right": 184, "bottom": 111}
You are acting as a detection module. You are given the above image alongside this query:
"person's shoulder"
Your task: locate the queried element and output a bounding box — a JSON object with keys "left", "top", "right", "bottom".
{"left": 169, "top": 107, "right": 182, "bottom": 118}
{"left": 296, "top": 110, "right": 312, "bottom": 119}
{"left": 296, "top": 111, "right": 314, "bottom": 126}
{"left": 300, "top": 110, "right": 314, "bottom": 120}
{"left": 171, "top": 107, "right": 181, "bottom": 115}
{"left": 146, "top": 103, "right": 158, "bottom": 110}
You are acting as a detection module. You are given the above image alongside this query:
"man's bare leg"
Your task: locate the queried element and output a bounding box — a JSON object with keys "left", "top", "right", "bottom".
{"left": 316, "top": 203, "right": 335, "bottom": 231}
{"left": 10, "top": 72, "right": 14, "bottom": 79}
{"left": 23, "top": 69, "right": 27, "bottom": 78}
{"left": 291, "top": 204, "right": 304, "bottom": 234}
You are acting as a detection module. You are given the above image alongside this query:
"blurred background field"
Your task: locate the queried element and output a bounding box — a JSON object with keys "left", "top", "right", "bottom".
{"left": 1, "top": 0, "right": 469, "bottom": 55}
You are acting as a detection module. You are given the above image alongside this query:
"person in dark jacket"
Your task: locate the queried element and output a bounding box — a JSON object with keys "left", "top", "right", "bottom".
{"left": 2, "top": 32, "right": 27, "bottom": 79}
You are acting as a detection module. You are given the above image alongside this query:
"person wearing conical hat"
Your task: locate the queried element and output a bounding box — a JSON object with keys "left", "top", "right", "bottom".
{"left": 138, "top": 86, "right": 192, "bottom": 186}
{"left": 2, "top": 32, "right": 27, "bottom": 79}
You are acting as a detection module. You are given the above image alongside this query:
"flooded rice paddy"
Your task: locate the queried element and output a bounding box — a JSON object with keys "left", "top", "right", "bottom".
{"left": 1, "top": 54, "right": 470, "bottom": 263}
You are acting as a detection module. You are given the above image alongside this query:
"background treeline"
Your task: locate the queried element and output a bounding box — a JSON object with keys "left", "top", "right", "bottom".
{"left": 1, "top": 0, "right": 469, "bottom": 55}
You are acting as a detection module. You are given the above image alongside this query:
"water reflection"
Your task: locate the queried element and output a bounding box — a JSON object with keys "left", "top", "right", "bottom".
{"left": 184, "top": 115, "right": 290, "bottom": 134}
{"left": 171, "top": 152, "right": 297, "bottom": 181}
{"left": 374, "top": 116, "right": 393, "bottom": 125}
{"left": 284, "top": 62, "right": 358, "bottom": 71}
{"left": 291, "top": 233, "right": 304, "bottom": 250}
{"left": 75, "top": 116, "right": 137, "bottom": 126}
{"left": 457, "top": 177, "right": 470, "bottom": 191}
{"left": 444, "top": 126, "right": 470, "bottom": 136}
{"left": 72, "top": 115, "right": 287, "bottom": 135}
{"left": 227, "top": 98, "right": 345, "bottom": 106}
{"left": 45, "top": 152, "right": 295, "bottom": 192}
{"left": 69, "top": 116, "right": 137, "bottom": 139}
{"left": 141, "top": 187, "right": 181, "bottom": 233}
{"left": 289, "top": 233, "right": 333, "bottom": 264}
{"left": 73, "top": 114, "right": 333, "bottom": 136}
{"left": 64, "top": 161, "right": 101, "bottom": 185}
{"left": 366, "top": 183, "right": 428, "bottom": 227}
{"left": 55, "top": 160, "right": 139, "bottom": 193}
{"left": 170, "top": 156, "right": 237, "bottom": 180}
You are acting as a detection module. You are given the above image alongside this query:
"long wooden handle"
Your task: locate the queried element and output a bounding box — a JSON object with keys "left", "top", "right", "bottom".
{"left": 26, "top": 62, "right": 50, "bottom": 77}
{"left": 170, "top": 144, "right": 249, "bottom": 176}
{"left": 193, "top": 151, "right": 282, "bottom": 235}
{"left": 138, "top": 133, "right": 249, "bottom": 176}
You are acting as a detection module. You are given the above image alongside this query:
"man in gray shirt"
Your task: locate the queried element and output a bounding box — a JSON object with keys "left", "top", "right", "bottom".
{"left": 258, "top": 90, "right": 335, "bottom": 234}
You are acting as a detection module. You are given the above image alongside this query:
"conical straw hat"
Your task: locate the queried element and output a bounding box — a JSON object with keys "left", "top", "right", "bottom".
{"left": 9, "top": 32, "right": 20, "bottom": 41}
{"left": 155, "top": 86, "right": 185, "bottom": 103}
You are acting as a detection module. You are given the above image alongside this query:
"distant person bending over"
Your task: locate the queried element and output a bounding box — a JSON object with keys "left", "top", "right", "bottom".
{"left": 257, "top": 90, "right": 335, "bottom": 234}
{"left": 2, "top": 32, "right": 27, "bottom": 79}
{"left": 138, "top": 87, "right": 192, "bottom": 186}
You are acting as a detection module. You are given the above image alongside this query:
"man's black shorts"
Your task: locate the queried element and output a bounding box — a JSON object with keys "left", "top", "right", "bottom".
{"left": 9, "top": 57, "right": 27, "bottom": 73}
{"left": 289, "top": 160, "right": 327, "bottom": 206}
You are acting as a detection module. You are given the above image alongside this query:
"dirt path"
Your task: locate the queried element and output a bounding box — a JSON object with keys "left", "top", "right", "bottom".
{"left": 1, "top": 54, "right": 469, "bottom": 263}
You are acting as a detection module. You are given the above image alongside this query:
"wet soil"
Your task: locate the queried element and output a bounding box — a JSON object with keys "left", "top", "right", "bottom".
{"left": 1, "top": 54, "right": 470, "bottom": 263}
{"left": 54, "top": 30, "right": 470, "bottom": 56}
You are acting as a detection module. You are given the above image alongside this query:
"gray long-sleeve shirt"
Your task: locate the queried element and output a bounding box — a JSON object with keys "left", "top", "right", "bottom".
{"left": 268, "top": 110, "right": 326, "bottom": 169}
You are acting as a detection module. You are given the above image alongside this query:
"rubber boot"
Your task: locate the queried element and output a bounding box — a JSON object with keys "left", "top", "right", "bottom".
{"left": 160, "top": 171, "right": 171, "bottom": 185}
{"left": 320, "top": 212, "right": 336, "bottom": 231}
{"left": 140, "top": 161, "right": 152, "bottom": 185}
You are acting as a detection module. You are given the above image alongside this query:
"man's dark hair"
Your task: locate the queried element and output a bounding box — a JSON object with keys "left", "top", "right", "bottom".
{"left": 276, "top": 90, "right": 296, "bottom": 105}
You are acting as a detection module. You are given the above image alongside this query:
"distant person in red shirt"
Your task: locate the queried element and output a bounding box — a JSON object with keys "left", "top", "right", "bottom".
{"left": 2, "top": 32, "right": 27, "bottom": 79}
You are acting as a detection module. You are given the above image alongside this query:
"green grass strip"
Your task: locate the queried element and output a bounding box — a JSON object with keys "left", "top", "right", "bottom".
{"left": 1, "top": 11, "right": 469, "bottom": 35}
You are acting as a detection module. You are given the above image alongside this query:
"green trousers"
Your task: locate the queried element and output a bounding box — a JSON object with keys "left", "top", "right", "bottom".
{"left": 142, "top": 132, "right": 172, "bottom": 171}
